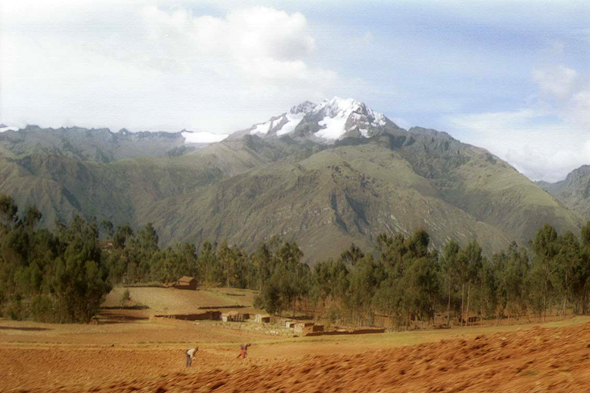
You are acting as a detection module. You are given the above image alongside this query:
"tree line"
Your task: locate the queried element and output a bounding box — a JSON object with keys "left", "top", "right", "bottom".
{"left": 2, "top": 193, "right": 590, "bottom": 328}
{"left": 307, "top": 224, "right": 590, "bottom": 328}
{"left": 0, "top": 195, "right": 110, "bottom": 322}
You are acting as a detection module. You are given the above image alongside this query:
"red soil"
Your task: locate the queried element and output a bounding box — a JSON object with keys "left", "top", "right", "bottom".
{"left": 4, "top": 321, "right": 590, "bottom": 392}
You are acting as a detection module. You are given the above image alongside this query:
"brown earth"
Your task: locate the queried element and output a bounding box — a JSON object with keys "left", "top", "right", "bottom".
{"left": 3, "top": 319, "right": 590, "bottom": 392}
{"left": 102, "top": 287, "right": 258, "bottom": 315}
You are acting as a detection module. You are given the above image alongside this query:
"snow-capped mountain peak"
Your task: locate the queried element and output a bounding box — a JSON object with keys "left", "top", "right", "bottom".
{"left": 248, "top": 101, "right": 316, "bottom": 137}
{"left": 290, "top": 101, "right": 316, "bottom": 115}
{"left": 241, "top": 97, "right": 400, "bottom": 142}
{"left": 314, "top": 97, "right": 363, "bottom": 115}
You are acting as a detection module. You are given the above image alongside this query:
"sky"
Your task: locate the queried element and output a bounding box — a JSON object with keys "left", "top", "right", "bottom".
{"left": 1, "top": 0, "right": 589, "bottom": 182}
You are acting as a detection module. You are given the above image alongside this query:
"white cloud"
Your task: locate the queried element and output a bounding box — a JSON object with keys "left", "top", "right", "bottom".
{"left": 532, "top": 66, "right": 578, "bottom": 102}
{"left": 445, "top": 109, "right": 590, "bottom": 182}
{"left": 138, "top": 6, "right": 317, "bottom": 71}
{"left": 0, "top": 2, "right": 340, "bottom": 133}
{"left": 443, "top": 64, "right": 590, "bottom": 182}
{"left": 566, "top": 90, "right": 590, "bottom": 129}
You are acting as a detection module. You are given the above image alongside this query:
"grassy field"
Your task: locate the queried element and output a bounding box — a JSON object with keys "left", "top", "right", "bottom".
{"left": 102, "top": 286, "right": 258, "bottom": 315}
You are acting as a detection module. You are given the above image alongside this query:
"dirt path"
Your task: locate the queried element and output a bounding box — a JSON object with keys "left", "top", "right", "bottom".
{"left": 4, "top": 321, "right": 590, "bottom": 392}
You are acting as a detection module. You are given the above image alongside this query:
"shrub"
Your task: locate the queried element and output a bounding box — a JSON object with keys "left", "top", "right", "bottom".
{"left": 120, "top": 289, "right": 131, "bottom": 307}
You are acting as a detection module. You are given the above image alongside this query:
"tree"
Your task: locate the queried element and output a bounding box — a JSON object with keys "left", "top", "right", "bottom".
{"left": 340, "top": 243, "right": 364, "bottom": 266}
{"left": 554, "top": 231, "right": 580, "bottom": 315}
{"left": 0, "top": 194, "right": 18, "bottom": 230}
{"left": 347, "top": 255, "right": 380, "bottom": 326}
{"left": 113, "top": 224, "right": 134, "bottom": 249}
{"left": 24, "top": 205, "right": 42, "bottom": 230}
{"left": 405, "top": 256, "right": 440, "bottom": 325}
{"left": 101, "top": 220, "right": 115, "bottom": 240}
{"left": 532, "top": 224, "right": 559, "bottom": 320}
{"left": 457, "top": 240, "right": 483, "bottom": 325}
{"left": 496, "top": 243, "right": 529, "bottom": 321}
{"left": 440, "top": 240, "right": 460, "bottom": 326}
{"left": 137, "top": 223, "right": 159, "bottom": 252}
{"left": 581, "top": 221, "right": 590, "bottom": 249}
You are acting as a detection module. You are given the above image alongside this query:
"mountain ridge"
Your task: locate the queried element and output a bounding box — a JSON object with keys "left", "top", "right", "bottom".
{"left": 0, "top": 98, "right": 584, "bottom": 261}
{"left": 538, "top": 165, "right": 590, "bottom": 220}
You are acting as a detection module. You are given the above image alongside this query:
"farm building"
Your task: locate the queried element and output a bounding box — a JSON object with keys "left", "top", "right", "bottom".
{"left": 222, "top": 311, "right": 245, "bottom": 322}
{"left": 294, "top": 322, "right": 315, "bottom": 335}
{"left": 255, "top": 314, "right": 271, "bottom": 323}
{"left": 174, "top": 276, "right": 197, "bottom": 290}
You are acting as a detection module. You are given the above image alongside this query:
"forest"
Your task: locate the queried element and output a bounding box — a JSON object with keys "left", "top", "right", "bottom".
{"left": 1, "top": 193, "right": 590, "bottom": 327}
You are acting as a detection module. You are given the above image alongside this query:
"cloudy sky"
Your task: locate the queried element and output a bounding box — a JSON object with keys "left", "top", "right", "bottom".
{"left": 1, "top": 0, "right": 589, "bottom": 182}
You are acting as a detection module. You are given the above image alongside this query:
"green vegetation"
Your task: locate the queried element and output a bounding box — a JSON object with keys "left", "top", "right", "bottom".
{"left": 0, "top": 196, "right": 111, "bottom": 322}
{"left": 106, "top": 219, "right": 590, "bottom": 329}
{"left": 539, "top": 165, "right": 590, "bottom": 221}
{"left": 3, "top": 194, "right": 590, "bottom": 329}
{"left": 0, "top": 127, "right": 583, "bottom": 263}
{"left": 309, "top": 223, "right": 590, "bottom": 328}
{"left": 119, "top": 288, "right": 131, "bottom": 307}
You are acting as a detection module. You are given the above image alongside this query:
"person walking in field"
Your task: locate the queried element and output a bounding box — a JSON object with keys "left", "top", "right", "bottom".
{"left": 237, "top": 343, "right": 251, "bottom": 359}
{"left": 186, "top": 347, "right": 198, "bottom": 367}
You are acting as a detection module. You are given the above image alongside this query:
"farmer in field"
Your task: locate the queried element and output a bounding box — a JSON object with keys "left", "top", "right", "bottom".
{"left": 186, "top": 347, "right": 198, "bottom": 367}
{"left": 237, "top": 343, "right": 251, "bottom": 359}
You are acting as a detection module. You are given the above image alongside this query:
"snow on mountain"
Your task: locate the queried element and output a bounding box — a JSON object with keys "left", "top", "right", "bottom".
{"left": 181, "top": 130, "right": 229, "bottom": 144}
{"left": 0, "top": 125, "right": 19, "bottom": 132}
{"left": 313, "top": 97, "right": 391, "bottom": 139}
{"left": 314, "top": 97, "right": 363, "bottom": 139}
{"left": 248, "top": 101, "right": 313, "bottom": 137}
{"left": 243, "top": 97, "right": 398, "bottom": 142}
{"left": 276, "top": 101, "right": 315, "bottom": 136}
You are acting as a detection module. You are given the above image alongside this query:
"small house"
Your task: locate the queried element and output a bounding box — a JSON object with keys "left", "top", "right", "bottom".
{"left": 255, "top": 314, "right": 271, "bottom": 323}
{"left": 294, "top": 322, "right": 314, "bottom": 334}
{"left": 222, "top": 311, "right": 244, "bottom": 322}
{"left": 175, "top": 276, "right": 197, "bottom": 290}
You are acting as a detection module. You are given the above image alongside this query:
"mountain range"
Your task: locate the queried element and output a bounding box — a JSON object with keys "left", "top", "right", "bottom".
{"left": 0, "top": 98, "right": 585, "bottom": 261}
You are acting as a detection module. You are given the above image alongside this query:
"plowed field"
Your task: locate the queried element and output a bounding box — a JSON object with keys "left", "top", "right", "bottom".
{"left": 3, "top": 319, "right": 590, "bottom": 392}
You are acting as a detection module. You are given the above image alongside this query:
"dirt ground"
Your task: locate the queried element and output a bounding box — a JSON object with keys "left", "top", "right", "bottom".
{"left": 3, "top": 287, "right": 590, "bottom": 392}
{"left": 2, "top": 315, "right": 590, "bottom": 392}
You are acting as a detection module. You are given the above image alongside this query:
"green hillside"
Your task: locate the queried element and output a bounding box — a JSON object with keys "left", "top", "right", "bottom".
{"left": 0, "top": 127, "right": 582, "bottom": 262}
{"left": 0, "top": 126, "right": 198, "bottom": 162}
{"left": 539, "top": 165, "right": 590, "bottom": 221}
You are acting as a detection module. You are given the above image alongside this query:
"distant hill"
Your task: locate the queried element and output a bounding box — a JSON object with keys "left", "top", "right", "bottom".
{"left": 0, "top": 98, "right": 583, "bottom": 261}
{"left": 0, "top": 125, "right": 227, "bottom": 162}
{"left": 538, "top": 165, "right": 590, "bottom": 221}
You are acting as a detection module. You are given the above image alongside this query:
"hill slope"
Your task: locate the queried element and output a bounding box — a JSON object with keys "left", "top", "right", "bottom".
{"left": 0, "top": 99, "right": 582, "bottom": 260}
{"left": 539, "top": 165, "right": 590, "bottom": 221}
